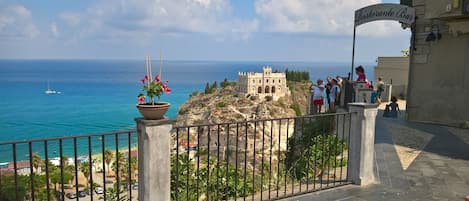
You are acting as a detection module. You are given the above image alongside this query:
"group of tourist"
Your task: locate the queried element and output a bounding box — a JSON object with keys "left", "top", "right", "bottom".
{"left": 310, "top": 75, "right": 343, "bottom": 114}
{"left": 309, "top": 65, "right": 400, "bottom": 117}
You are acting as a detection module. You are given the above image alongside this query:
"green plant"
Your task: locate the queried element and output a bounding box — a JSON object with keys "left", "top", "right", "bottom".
{"left": 190, "top": 91, "right": 199, "bottom": 98}
{"left": 217, "top": 101, "right": 226, "bottom": 108}
{"left": 265, "top": 96, "right": 273, "bottom": 102}
{"left": 285, "top": 69, "right": 310, "bottom": 82}
{"left": 291, "top": 103, "right": 302, "bottom": 116}
{"left": 79, "top": 161, "right": 91, "bottom": 188}
{"left": 138, "top": 56, "right": 171, "bottom": 104}
{"left": 278, "top": 98, "right": 286, "bottom": 108}
{"left": 285, "top": 116, "right": 346, "bottom": 182}
{"left": 104, "top": 149, "right": 114, "bottom": 174}
{"left": 139, "top": 74, "right": 171, "bottom": 104}
{"left": 99, "top": 183, "right": 127, "bottom": 201}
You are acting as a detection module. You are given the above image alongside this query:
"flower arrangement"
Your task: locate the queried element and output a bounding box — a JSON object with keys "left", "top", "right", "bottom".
{"left": 138, "top": 55, "right": 171, "bottom": 105}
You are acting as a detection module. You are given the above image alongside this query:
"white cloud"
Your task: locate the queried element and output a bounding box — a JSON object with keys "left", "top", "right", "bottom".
{"left": 63, "top": 0, "right": 258, "bottom": 42}
{"left": 50, "top": 22, "right": 59, "bottom": 37}
{"left": 0, "top": 5, "right": 39, "bottom": 39}
{"left": 254, "top": 0, "right": 405, "bottom": 37}
{"left": 60, "top": 12, "right": 81, "bottom": 26}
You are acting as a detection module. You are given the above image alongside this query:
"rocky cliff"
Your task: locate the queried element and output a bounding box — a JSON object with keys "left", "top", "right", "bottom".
{"left": 176, "top": 81, "right": 312, "bottom": 126}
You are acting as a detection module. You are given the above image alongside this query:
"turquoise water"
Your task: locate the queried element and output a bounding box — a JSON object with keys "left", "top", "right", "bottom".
{"left": 0, "top": 60, "right": 374, "bottom": 161}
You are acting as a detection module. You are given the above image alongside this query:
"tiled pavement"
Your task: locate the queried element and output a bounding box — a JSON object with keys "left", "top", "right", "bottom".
{"left": 283, "top": 113, "right": 469, "bottom": 201}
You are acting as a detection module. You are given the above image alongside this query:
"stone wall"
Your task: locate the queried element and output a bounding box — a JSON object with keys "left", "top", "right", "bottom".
{"left": 374, "top": 57, "right": 409, "bottom": 98}
{"left": 407, "top": 0, "right": 469, "bottom": 126}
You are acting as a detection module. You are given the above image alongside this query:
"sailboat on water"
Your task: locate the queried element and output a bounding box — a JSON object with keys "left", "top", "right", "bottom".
{"left": 45, "top": 81, "right": 61, "bottom": 94}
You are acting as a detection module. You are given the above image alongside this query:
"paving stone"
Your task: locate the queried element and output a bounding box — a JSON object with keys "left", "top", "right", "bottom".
{"left": 282, "top": 115, "right": 469, "bottom": 201}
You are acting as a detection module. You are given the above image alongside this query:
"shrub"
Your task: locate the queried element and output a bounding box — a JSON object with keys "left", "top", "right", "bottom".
{"left": 250, "top": 96, "right": 258, "bottom": 101}
{"left": 265, "top": 96, "right": 273, "bottom": 102}
{"left": 217, "top": 101, "right": 226, "bottom": 108}
{"left": 178, "top": 108, "right": 188, "bottom": 115}
{"left": 285, "top": 116, "right": 346, "bottom": 181}
{"left": 278, "top": 98, "right": 286, "bottom": 108}
{"left": 189, "top": 91, "right": 199, "bottom": 98}
{"left": 291, "top": 102, "right": 302, "bottom": 116}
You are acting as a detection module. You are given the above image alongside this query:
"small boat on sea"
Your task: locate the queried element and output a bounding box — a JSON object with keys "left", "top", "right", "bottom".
{"left": 45, "top": 81, "right": 61, "bottom": 94}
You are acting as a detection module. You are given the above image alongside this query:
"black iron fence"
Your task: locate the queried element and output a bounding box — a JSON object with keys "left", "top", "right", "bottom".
{"left": 0, "top": 130, "right": 138, "bottom": 201}
{"left": 172, "top": 112, "right": 352, "bottom": 201}
{"left": 0, "top": 112, "right": 352, "bottom": 201}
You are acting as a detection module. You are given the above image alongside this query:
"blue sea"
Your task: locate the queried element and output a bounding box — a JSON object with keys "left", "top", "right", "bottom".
{"left": 0, "top": 60, "right": 374, "bottom": 162}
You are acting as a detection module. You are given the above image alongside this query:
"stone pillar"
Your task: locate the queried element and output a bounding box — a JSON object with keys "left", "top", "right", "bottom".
{"left": 347, "top": 103, "right": 378, "bottom": 186}
{"left": 136, "top": 118, "right": 174, "bottom": 201}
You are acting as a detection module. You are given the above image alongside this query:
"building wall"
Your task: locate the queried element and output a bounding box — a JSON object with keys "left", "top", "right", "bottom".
{"left": 237, "top": 67, "right": 289, "bottom": 100}
{"left": 374, "top": 57, "right": 410, "bottom": 97}
{"left": 407, "top": 0, "right": 469, "bottom": 126}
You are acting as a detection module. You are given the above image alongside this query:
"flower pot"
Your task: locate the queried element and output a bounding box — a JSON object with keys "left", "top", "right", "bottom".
{"left": 136, "top": 102, "right": 170, "bottom": 120}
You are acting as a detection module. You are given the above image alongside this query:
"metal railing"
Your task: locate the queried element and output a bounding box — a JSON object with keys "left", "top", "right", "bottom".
{"left": 0, "top": 130, "right": 138, "bottom": 201}
{"left": 0, "top": 112, "right": 352, "bottom": 201}
{"left": 172, "top": 112, "right": 352, "bottom": 201}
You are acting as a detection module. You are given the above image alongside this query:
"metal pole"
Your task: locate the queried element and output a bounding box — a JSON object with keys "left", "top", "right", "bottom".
{"left": 351, "top": 25, "right": 357, "bottom": 81}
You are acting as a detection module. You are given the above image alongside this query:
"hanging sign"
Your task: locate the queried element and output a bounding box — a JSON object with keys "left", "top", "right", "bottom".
{"left": 355, "top": 3, "right": 415, "bottom": 27}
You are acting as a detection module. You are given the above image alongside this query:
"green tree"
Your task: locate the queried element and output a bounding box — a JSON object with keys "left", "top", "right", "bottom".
{"left": 221, "top": 78, "right": 230, "bottom": 88}
{"left": 204, "top": 82, "right": 210, "bottom": 94}
{"left": 50, "top": 168, "right": 73, "bottom": 192}
{"left": 285, "top": 115, "right": 346, "bottom": 181}
{"left": 0, "top": 175, "right": 28, "bottom": 201}
{"left": 210, "top": 81, "right": 218, "bottom": 93}
{"left": 401, "top": 48, "right": 410, "bottom": 57}
{"left": 31, "top": 152, "right": 43, "bottom": 173}
{"left": 79, "top": 161, "right": 91, "bottom": 188}
{"left": 99, "top": 183, "right": 127, "bottom": 201}
{"left": 104, "top": 150, "right": 114, "bottom": 174}
{"left": 122, "top": 157, "right": 138, "bottom": 182}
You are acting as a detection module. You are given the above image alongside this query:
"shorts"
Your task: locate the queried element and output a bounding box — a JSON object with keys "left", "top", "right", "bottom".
{"left": 313, "top": 99, "right": 324, "bottom": 106}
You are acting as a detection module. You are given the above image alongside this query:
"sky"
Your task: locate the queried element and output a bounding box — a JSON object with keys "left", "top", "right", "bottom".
{"left": 0, "top": 0, "right": 411, "bottom": 62}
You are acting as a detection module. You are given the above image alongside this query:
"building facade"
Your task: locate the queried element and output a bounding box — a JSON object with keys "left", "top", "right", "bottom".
{"left": 406, "top": 0, "right": 469, "bottom": 126}
{"left": 374, "top": 57, "right": 410, "bottom": 98}
{"left": 237, "top": 67, "right": 290, "bottom": 101}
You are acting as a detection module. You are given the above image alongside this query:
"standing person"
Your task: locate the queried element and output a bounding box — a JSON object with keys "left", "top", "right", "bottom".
{"left": 335, "top": 76, "right": 343, "bottom": 88}
{"left": 325, "top": 83, "right": 332, "bottom": 112}
{"left": 375, "top": 77, "right": 385, "bottom": 104}
{"left": 349, "top": 65, "right": 370, "bottom": 88}
{"left": 329, "top": 79, "right": 341, "bottom": 112}
{"left": 311, "top": 79, "right": 325, "bottom": 114}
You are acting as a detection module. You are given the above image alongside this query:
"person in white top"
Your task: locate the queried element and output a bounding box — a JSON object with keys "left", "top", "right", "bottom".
{"left": 329, "top": 78, "right": 341, "bottom": 112}
{"left": 311, "top": 79, "right": 325, "bottom": 114}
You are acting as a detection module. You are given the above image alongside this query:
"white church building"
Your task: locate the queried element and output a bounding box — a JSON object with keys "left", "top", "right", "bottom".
{"left": 237, "top": 67, "right": 290, "bottom": 101}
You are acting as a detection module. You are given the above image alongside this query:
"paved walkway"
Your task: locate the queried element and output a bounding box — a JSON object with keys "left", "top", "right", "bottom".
{"left": 284, "top": 110, "right": 469, "bottom": 201}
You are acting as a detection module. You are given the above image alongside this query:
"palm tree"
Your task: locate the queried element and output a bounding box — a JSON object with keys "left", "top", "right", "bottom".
{"left": 99, "top": 184, "right": 127, "bottom": 201}
{"left": 104, "top": 150, "right": 114, "bottom": 175}
{"left": 111, "top": 152, "right": 125, "bottom": 177}
{"left": 121, "top": 157, "right": 137, "bottom": 182}
{"left": 79, "top": 161, "right": 91, "bottom": 188}
{"left": 31, "top": 152, "right": 43, "bottom": 173}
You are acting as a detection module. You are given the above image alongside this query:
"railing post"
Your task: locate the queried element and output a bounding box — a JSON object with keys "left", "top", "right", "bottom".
{"left": 347, "top": 103, "right": 378, "bottom": 186}
{"left": 136, "top": 118, "right": 173, "bottom": 201}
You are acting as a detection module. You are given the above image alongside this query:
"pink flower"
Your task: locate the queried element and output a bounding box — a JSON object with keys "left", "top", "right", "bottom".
{"left": 138, "top": 96, "right": 145, "bottom": 104}
{"left": 141, "top": 79, "right": 145, "bottom": 84}
{"left": 144, "top": 75, "right": 149, "bottom": 80}
{"left": 165, "top": 87, "right": 171, "bottom": 94}
{"left": 155, "top": 75, "right": 160, "bottom": 82}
